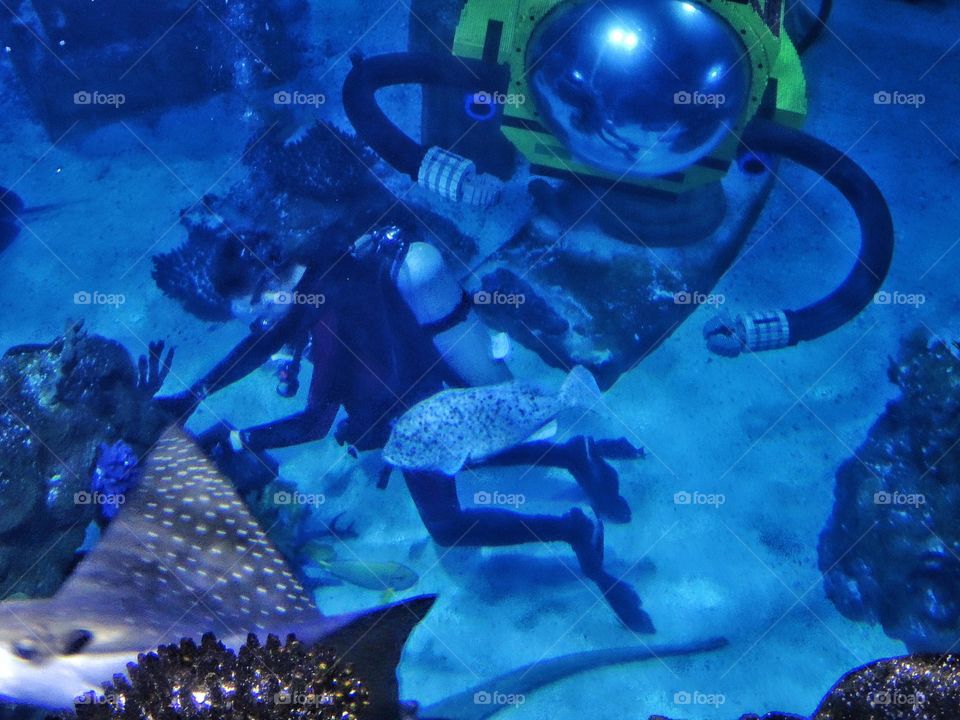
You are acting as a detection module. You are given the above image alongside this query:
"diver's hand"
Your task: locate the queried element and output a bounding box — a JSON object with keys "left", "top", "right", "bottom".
{"left": 155, "top": 386, "right": 207, "bottom": 423}
{"left": 138, "top": 340, "right": 175, "bottom": 396}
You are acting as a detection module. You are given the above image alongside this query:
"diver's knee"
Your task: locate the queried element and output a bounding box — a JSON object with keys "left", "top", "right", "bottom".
{"left": 395, "top": 241, "right": 462, "bottom": 325}
{"left": 396, "top": 241, "right": 510, "bottom": 385}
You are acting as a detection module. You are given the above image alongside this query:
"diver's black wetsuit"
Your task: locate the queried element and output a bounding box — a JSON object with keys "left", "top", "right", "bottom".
{"left": 166, "top": 231, "right": 653, "bottom": 632}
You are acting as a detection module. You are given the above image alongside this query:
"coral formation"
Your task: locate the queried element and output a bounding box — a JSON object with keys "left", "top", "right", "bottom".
{"left": 0, "top": 323, "right": 169, "bottom": 597}
{"left": 73, "top": 633, "right": 368, "bottom": 720}
{"left": 153, "top": 206, "right": 291, "bottom": 322}
{"left": 649, "top": 653, "right": 960, "bottom": 719}
{"left": 819, "top": 331, "right": 960, "bottom": 650}
{"left": 90, "top": 441, "right": 141, "bottom": 522}
{"left": 153, "top": 122, "right": 476, "bottom": 322}
{"left": 0, "top": 0, "right": 307, "bottom": 133}
{"left": 244, "top": 121, "right": 381, "bottom": 205}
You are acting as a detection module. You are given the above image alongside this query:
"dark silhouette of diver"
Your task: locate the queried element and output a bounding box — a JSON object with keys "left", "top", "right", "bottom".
{"left": 162, "top": 225, "right": 654, "bottom": 632}
{"left": 556, "top": 69, "right": 639, "bottom": 160}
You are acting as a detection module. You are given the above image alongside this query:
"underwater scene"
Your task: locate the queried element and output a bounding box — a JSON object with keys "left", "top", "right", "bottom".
{"left": 0, "top": 0, "right": 958, "bottom": 718}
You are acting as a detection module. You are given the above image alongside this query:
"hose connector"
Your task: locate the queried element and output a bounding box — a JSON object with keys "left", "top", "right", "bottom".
{"left": 417, "top": 146, "right": 500, "bottom": 207}
{"left": 705, "top": 310, "right": 792, "bottom": 357}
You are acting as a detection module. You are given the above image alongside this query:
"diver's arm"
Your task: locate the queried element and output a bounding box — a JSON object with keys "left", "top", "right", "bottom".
{"left": 158, "top": 308, "right": 305, "bottom": 420}
{"left": 395, "top": 242, "right": 511, "bottom": 386}
{"left": 234, "top": 402, "right": 339, "bottom": 452}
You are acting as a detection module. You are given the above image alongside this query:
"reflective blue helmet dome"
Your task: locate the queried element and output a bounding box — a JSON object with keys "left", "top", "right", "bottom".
{"left": 527, "top": 0, "right": 751, "bottom": 178}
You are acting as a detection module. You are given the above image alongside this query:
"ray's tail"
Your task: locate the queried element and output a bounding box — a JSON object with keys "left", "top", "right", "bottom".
{"left": 421, "top": 635, "right": 728, "bottom": 720}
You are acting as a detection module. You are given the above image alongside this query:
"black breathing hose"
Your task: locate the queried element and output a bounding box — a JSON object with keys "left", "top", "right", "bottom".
{"left": 794, "top": 0, "right": 834, "bottom": 55}
{"left": 706, "top": 118, "right": 893, "bottom": 354}
{"left": 343, "top": 52, "right": 499, "bottom": 180}
{"left": 344, "top": 52, "right": 891, "bottom": 355}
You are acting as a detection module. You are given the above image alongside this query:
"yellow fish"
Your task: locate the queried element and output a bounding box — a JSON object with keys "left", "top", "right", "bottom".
{"left": 305, "top": 541, "right": 420, "bottom": 596}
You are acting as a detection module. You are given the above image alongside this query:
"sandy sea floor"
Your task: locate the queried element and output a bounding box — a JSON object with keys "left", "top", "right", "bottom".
{"left": 1, "top": 1, "right": 959, "bottom": 718}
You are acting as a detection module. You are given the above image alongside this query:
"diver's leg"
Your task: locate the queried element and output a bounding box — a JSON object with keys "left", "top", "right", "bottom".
{"left": 403, "top": 470, "right": 654, "bottom": 632}
{"left": 240, "top": 403, "right": 338, "bottom": 451}
{"left": 470, "top": 436, "right": 642, "bottom": 523}
{"left": 402, "top": 470, "right": 580, "bottom": 547}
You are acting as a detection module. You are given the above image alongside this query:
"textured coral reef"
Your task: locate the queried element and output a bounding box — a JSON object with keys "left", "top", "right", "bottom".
{"left": 649, "top": 653, "right": 960, "bottom": 719}
{"left": 819, "top": 331, "right": 960, "bottom": 651}
{"left": 0, "top": 324, "right": 169, "bottom": 597}
{"left": 73, "top": 633, "right": 368, "bottom": 720}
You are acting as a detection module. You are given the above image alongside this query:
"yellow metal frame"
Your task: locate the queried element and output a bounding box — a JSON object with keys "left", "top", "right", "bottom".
{"left": 453, "top": 0, "right": 807, "bottom": 193}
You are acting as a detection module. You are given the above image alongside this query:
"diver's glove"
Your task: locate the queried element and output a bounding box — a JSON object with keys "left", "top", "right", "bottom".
{"left": 704, "top": 311, "right": 791, "bottom": 358}
{"left": 137, "top": 340, "right": 175, "bottom": 397}
{"left": 417, "top": 147, "right": 501, "bottom": 207}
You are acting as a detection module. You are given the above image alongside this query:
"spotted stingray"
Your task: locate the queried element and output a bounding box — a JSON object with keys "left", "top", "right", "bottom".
{"left": 0, "top": 427, "right": 433, "bottom": 715}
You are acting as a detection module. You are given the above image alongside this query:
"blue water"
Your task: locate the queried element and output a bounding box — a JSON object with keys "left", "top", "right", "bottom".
{"left": 0, "top": 1, "right": 958, "bottom": 718}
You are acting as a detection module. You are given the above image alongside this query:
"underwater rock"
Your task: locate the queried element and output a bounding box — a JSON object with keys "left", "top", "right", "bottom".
{"left": 0, "top": 450, "right": 39, "bottom": 536}
{"left": 650, "top": 653, "right": 960, "bottom": 720}
{"left": 240, "top": 121, "right": 477, "bottom": 261}
{"left": 244, "top": 121, "right": 382, "bottom": 207}
{"left": 153, "top": 204, "right": 292, "bottom": 322}
{"left": 0, "top": 324, "right": 169, "bottom": 597}
{"left": 0, "top": 0, "right": 307, "bottom": 134}
{"left": 73, "top": 632, "right": 369, "bottom": 720}
{"left": 471, "top": 174, "right": 765, "bottom": 390}
{"left": 153, "top": 122, "right": 477, "bottom": 322}
{"left": 818, "top": 331, "right": 960, "bottom": 651}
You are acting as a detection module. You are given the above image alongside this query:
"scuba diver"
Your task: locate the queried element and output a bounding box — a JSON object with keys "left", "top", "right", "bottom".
{"left": 161, "top": 224, "right": 655, "bottom": 633}
{"left": 555, "top": 69, "right": 639, "bottom": 161}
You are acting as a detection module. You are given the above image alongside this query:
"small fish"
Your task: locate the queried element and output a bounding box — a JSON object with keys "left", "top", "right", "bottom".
{"left": 305, "top": 541, "right": 419, "bottom": 593}
{"left": 384, "top": 366, "right": 601, "bottom": 475}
